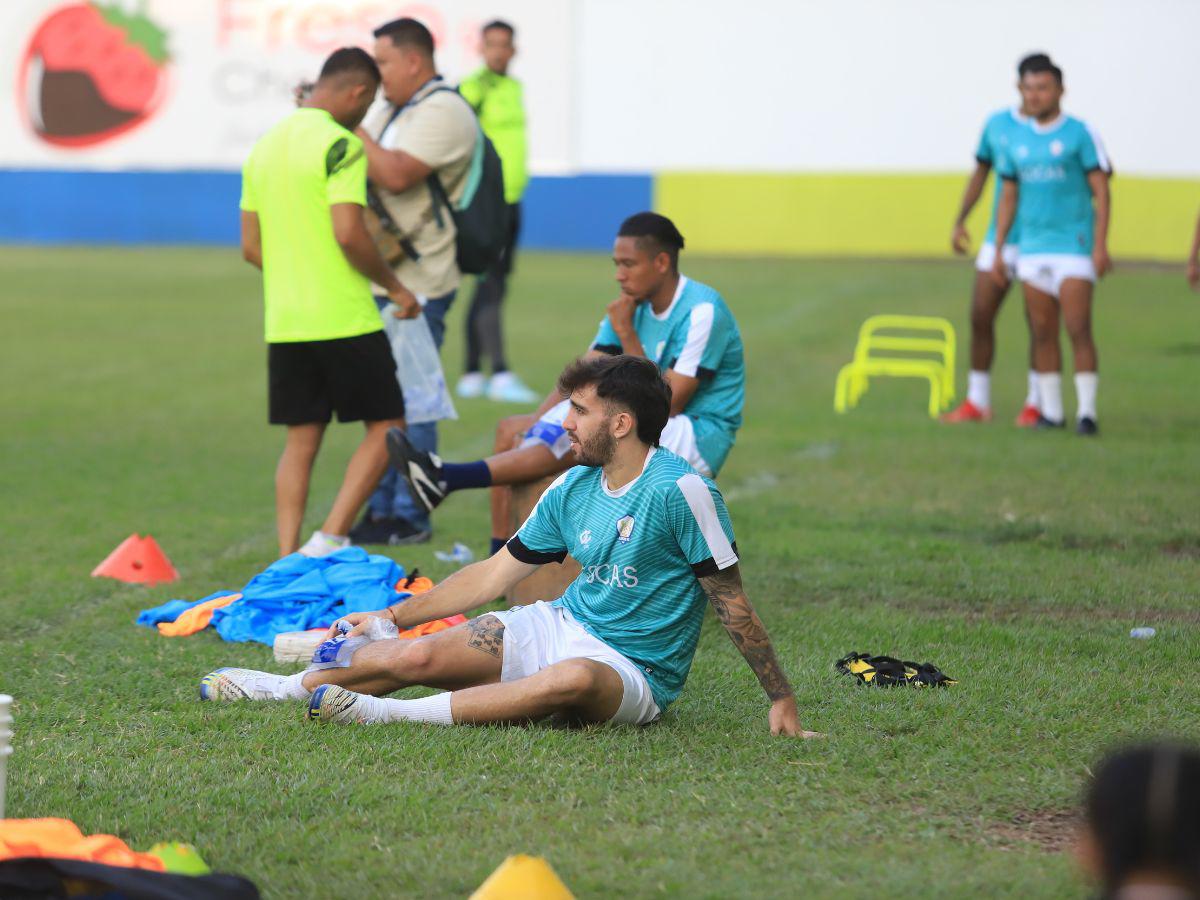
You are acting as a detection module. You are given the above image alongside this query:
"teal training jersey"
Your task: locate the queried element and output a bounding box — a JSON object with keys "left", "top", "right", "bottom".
{"left": 591, "top": 276, "right": 744, "bottom": 475}
{"left": 975, "top": 107, "right": 1027, "bottom": 245}
{"left": 996, "top": 114, "right": 1111, "bottom": 256}
{"left": 509, "top": 447, "right": 739, "bottom": 710}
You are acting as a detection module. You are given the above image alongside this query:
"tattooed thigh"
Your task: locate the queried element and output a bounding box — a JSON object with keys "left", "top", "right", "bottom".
{"left": 465, "top": 614, "right": 505, "bottom": 658}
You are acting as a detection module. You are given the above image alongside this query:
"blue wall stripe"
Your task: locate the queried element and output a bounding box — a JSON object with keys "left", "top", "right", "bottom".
{"left": 0, "top": 169, "right": 652, "bottom": 250}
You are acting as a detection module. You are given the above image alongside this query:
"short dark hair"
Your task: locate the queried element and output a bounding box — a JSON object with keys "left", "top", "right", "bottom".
{"left": 373, "top": 17, "right": 435, "bottom": 57}
{"left": 318, "top": 47, "right": 380, "bottom": 85}
{"left": 482, "top": 19, "right": 515, "bottom": 38}
{"left": 1021, "top": 55, "right": 1063, "bottom": 85}
{"left": 1017, "top": 52, "right": 1051, "bottom": 77}
{"left": 618, "top": 212, "right": 686, "bottom": 270}
{"left": 556, "top": 355, "right": 671, "bottom": 447}
{"left": 1086, "top": 743, "right": 1200, "bottom": 894}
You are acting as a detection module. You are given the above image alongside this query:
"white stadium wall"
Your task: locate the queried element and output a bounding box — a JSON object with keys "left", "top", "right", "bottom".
{"left": 0, "top": 0, "right": 1195, "bottom": 257}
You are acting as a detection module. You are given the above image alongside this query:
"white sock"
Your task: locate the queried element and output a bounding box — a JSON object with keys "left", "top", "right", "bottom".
{"left": 967, "top": 371, "right": 991, "bottom": 410}
{"left": 1036, "top": 373, "right": 1063, "bottom": 422}
{"left": 1025, "top": 370, "right": 1040, "bottom": 408}
{"left": 378, "top": 692, "right": 455, "bottom": 725}
{"left": 279, "top": 671, "right": 312, "bottom": 700}
{"left": 1074, "top": 372, "right": 1098, "bottom": 420}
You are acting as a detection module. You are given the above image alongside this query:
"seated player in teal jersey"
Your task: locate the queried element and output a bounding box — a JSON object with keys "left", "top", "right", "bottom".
{"left": 943, "top": 52, "right": 1055, "bottom": 428}
{"left": 992, "top": 57, "right": 1112, "bottom": 436}
{"left": 385, "top": 212, "right": 745, "bottom": 555}
{"left": 200, "top": 355, "right": 818, "bottom": 738}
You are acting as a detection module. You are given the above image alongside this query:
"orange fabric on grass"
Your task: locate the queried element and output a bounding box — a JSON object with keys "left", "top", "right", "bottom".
{"left": 395, "top": 576, "right": 434, "bottom": 595}
{"left": 0, "top": 818, "right": 166, "bottom": 871}
{"left": 157, "top": 593, "right": 242, "bottom": 637}
{"left": 398, "top": 614, "right": 467, "bottom": 639}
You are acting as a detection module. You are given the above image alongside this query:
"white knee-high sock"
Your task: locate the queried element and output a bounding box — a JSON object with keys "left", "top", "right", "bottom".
{"left": 1025, "top": 370, "right": 1040, "bottom": 408}
{"left": 967, "top": 371, "right": 991, "bottom": 409}
{"left": 378, "top": 692, "right": 455, "bottom": 725}
{"left": 1074, "top": 372, "right": 1098, "bottom": 420}
{"left": 1036, "top": 373, "right": 1063, "bottom": 422}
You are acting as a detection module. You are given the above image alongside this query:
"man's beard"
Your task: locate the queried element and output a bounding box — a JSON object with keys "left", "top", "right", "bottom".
{"left": 572, "top": 422, "right": 616, "bottom": 467}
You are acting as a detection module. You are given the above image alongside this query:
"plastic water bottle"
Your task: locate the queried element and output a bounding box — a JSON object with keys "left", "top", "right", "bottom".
{"left": 1130, "top": 627, "right": 1156, "bottom": 639}
{"left": 435, "top": 542, "right": 474, "bottom": 566}
{"left": 0, "top": 695, "right": 13, "bottom": 819}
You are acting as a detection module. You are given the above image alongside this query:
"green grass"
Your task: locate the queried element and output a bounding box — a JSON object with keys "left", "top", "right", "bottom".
{"left": 2, "top": 247, "right": 1198, "bottom": 898}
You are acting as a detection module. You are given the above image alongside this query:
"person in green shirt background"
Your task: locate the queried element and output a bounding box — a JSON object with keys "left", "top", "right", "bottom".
{"left": 456, "top": 20, "right": 539, "bottom": 404}
{"left": 239, "top": 47, "right": 420, "bottom": 559}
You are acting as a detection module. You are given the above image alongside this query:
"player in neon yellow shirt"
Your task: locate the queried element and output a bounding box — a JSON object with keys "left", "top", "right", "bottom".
{"left": 455, "top": 20, "right": 538, "bottom": 404}
{"left": 239, "top": 48, "right": 420, "bottom": 558}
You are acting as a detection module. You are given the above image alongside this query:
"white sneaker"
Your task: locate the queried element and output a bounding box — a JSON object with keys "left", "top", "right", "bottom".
{"left": 307, "top": 684, "right": 387, "bottom": 724}
{"left": 298, "top": 530, "right": 350, "bottom": 558}
{"left": 200, "top": 667, "right": 289, "bottom": 702}
{"left": 486, "top": 371, "right": 538, "bottom": 404}
{"left": 455, "top": 372, "right": 487, "bottom": 398}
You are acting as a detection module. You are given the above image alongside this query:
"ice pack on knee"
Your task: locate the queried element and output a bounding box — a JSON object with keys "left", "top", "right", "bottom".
{"left": 307, "top": 616, "right": 400, "bottom": 670}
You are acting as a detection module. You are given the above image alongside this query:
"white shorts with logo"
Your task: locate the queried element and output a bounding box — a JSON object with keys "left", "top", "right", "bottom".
{"left": 1016, "top": 254, "right": 1096, "bottom": 299}
{"left": 520, "top": 399, "right": 712, "bottom": 477}
{"left": 487, "top": 600, "right": 661, "bottom": 726}
{"left": 974, "top": 241, "right": 1020, "bottom": 278}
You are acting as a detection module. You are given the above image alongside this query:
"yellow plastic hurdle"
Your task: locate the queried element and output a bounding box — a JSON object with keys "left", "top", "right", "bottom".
{"left": 834, "top": 315, "right": 957, "bottom": 418}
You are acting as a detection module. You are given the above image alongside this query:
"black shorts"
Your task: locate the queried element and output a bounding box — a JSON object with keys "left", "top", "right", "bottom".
{"left": 268, "top": 330, "right": 405, "bottom": 425}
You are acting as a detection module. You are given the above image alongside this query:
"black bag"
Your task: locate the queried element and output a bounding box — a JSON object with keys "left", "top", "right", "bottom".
{"left": 0, "top": 857, "right": 260, "bottom": 899}
{"left": 423, "top": 86, "right": 510, "bottom": 275}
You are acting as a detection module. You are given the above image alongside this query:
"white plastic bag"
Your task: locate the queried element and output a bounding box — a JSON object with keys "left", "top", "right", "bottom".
{"left": 306, "top": 616, "right": 399, "bottom": 671}
{"left": 381, "top": 304, "right": 457, "bottom": 425}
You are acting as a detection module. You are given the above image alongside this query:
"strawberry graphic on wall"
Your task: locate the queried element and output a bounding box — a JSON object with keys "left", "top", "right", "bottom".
{"left": 19, "top": 1, "right": 170, "bottom": 148}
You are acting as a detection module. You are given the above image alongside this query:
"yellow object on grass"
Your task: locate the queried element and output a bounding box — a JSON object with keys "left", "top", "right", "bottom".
{"left": 147, "top": 841, "right": 211, "bottom": 875}
{"left": 470, "top": 854, "right": 574, "bottom": 900}
{"left": 834, "top": 315, "right": 956, "bottom": 418}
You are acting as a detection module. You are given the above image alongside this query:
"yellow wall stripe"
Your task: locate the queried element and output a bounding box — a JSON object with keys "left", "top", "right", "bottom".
{"left": 655, "top": 172, "right": 1198, "bottom": 261}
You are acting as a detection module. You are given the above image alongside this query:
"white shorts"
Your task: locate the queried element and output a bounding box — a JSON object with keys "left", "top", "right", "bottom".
{"left": 974, "top": 241, "right": 1020, "bottom": 278}
{"left": 1016, "top": 253, "right": 1096, "bottom": 299}
{"left": 521, "top": 399, "right": 712, "bottom": 477}
{"left": 487, "top": 600, "right": 661, "bottom": 726}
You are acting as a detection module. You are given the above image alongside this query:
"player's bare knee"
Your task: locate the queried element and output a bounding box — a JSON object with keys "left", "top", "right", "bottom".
{"left": 494, "top": 415, "right": 528, "bottom": 452}
{"left": 546, "top": 659, "right": 603, "bottom": 704}
{"left": 389, "top": 639, "right": 438, "bottom": 681}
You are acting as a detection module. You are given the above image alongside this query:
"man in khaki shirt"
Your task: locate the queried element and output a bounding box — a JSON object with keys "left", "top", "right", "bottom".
{"left": 351, "top": 17, "right": 478, "bottom": 547}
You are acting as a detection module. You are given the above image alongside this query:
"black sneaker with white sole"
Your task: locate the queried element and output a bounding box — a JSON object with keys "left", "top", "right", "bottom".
{"left": 386, "top": 427, "right": 446, "bottom": 513}
{"left": 1075, "top": 416, "right": 1099, "bottom": 436}
{"left": 1034, "top": 415, "right": 1065, "bottom": 430}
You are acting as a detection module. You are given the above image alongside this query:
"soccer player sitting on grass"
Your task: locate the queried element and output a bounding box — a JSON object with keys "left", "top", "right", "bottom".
{"left": 201, "top": 356, "right": 818, "bottom": 737}
{"left": 389, "top": 211, "right": 745, "bottom": 556}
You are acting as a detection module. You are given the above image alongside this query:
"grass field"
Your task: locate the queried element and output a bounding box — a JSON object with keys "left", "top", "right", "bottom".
{"left": 3, "top": 247, "right": 1199, "bottom": 898}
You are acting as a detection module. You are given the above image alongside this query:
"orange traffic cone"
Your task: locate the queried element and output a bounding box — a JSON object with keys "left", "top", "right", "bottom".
{"left": 92, "top": 534, "right": 179, "bottom": 585}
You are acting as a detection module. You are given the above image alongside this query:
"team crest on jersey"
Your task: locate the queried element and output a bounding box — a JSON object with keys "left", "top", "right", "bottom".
{"left": 615, "top": 515, "right": 636, "bottom": 543}
{"left": 1050, "top": 139, "right": 1064, "bottom": 157}
{"left": 579, "top": 529, "right": 592, "bottom": 546}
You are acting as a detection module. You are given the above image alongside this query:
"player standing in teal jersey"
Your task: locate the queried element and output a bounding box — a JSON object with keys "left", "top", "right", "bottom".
{"left": 200, "top": 356, "right": 818, "bottom": 738}
{"left": 944, "top": 52, "right": 1053, "bottom": 427}
{"left": 992, "top": 58, "right": 1112, "bottom": 435}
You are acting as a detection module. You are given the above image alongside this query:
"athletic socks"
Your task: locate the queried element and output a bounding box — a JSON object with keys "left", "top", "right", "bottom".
{"left": 967, "top": 371, "right": 991, "bottom": 410}
{"left": 1036, "top": 373, "right": 1064, "bottom": 423}
{"left": 1025, "top": 370, "right": 1040, "bottom": 408}
{"left": 280, "top": 671, "right": 313, "bottom": 700}
{"left": 440, "top": 461, "right": 493, "bottom": 493}
{"left": 490, "top": 537, "right": 507, "bottom": 556}
{"left": 1074, "top": 372, "right": 1098, "bottom": 421}
{"left": 376, "top": 692, "right": 455, "bottom": 725}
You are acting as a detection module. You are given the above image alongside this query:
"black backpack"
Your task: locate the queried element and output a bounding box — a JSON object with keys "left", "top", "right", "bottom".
{"left": 421, "top": 86, "right": 511, "bottom": 275}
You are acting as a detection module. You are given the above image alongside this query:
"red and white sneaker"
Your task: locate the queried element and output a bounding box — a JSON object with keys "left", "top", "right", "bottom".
{"left": 1014, "top": 405, "right": 1040, "bottom": 428}
{"left": 940, "top": 400, "right": 992, "bottom": 423}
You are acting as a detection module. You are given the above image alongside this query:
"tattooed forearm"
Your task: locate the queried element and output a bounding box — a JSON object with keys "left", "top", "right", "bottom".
{"left": 465, "top": 614, "right": 505, "bottom": 658}
{"left": 700, "top": 565, "right": 793, "bottom": 701}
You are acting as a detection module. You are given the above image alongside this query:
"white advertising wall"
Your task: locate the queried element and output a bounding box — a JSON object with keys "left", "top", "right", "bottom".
{"left": 0, "top": 0, "right": 575, "bottom": 172}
